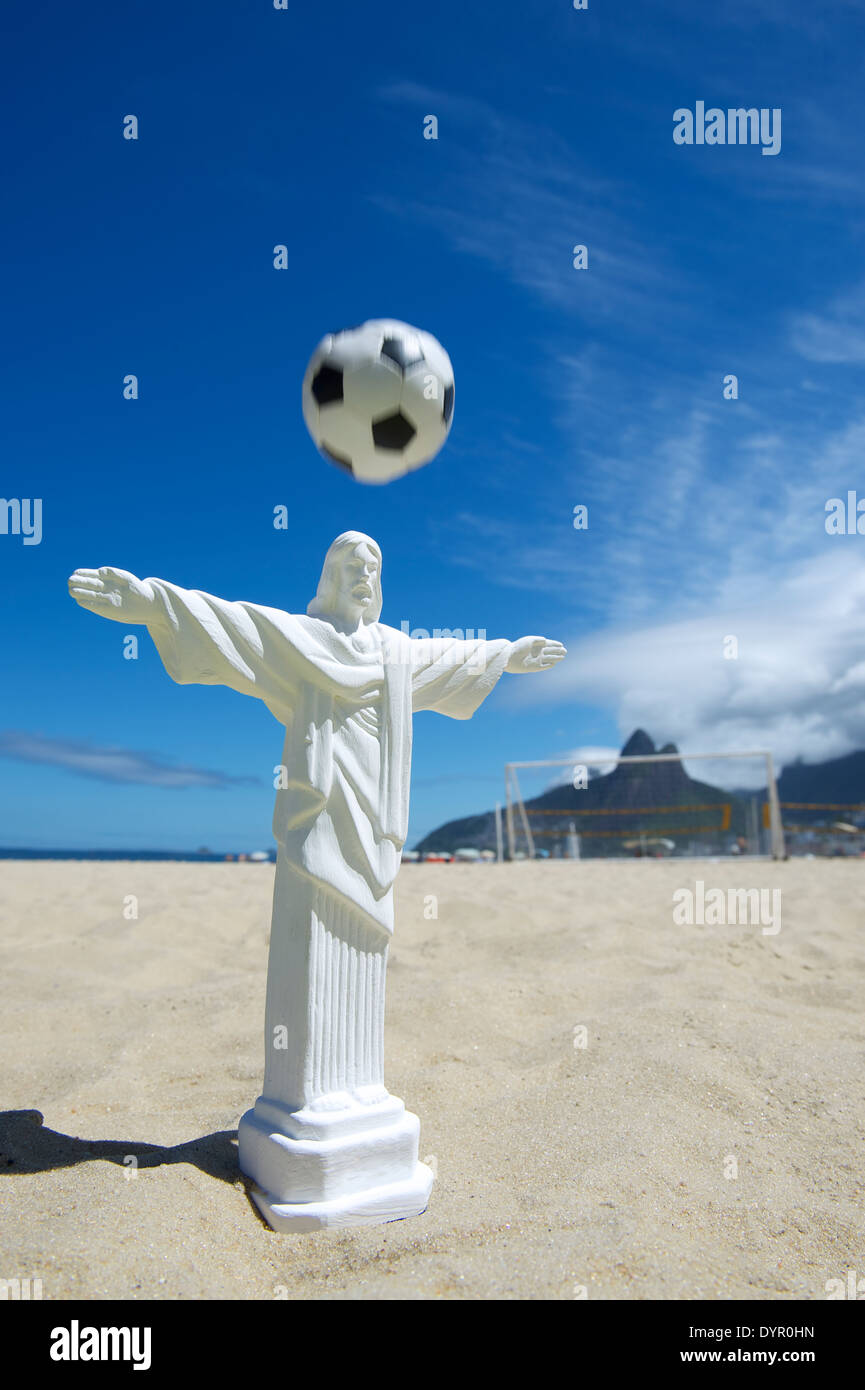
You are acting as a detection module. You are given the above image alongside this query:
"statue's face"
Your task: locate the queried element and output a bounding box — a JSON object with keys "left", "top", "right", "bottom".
{"left": 334, "top": 542, "right": 380, "bottom": 620}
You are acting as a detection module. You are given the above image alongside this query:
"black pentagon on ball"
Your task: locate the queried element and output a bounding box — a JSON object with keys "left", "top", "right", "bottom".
{"left": 311, "top": 364, "right": 344, "bottom": 406}
{"left": 380, "top": 336, "right": 424, "bottom": 372}
{"left": 320, "top": 443, "right": 353, "bottom": 473}
{"left": 372, "top": 410, "right": 416, "bottom": 450}
{"left": 442, "top": 383, "right": 454, "bottom": 425}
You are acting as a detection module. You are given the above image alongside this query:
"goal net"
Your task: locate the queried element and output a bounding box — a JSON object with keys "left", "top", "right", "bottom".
{"left": 504, "top": 751, "right": 785, "bottom": 861}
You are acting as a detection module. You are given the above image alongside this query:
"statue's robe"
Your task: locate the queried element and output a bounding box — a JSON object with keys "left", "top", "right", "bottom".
{"left": 145, "top": 580, "right": 511, "bottom": 1112}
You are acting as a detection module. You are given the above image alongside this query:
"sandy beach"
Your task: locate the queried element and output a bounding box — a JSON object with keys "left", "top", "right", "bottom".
{"left": 0, "top": 857, "right": 862, "bottom": 1301}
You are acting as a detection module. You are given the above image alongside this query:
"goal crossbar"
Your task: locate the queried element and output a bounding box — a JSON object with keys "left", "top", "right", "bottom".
{"left": 504, "top": 751, "right": 786, "bottom": 860}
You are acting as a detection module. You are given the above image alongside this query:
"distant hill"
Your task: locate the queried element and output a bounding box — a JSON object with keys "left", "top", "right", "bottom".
{"left": 414, "top": 730, "right": 748, "bottom": 857}
{"left": 413, "top": 732, "right": 865, "bottom": 857}
{"left": 777, "top": 751, "right": 865, "bottom": 806}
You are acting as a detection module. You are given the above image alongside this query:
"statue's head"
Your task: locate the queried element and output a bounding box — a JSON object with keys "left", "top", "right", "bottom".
{"left": 307, "top": 531, "right": 383, "bottom": 626}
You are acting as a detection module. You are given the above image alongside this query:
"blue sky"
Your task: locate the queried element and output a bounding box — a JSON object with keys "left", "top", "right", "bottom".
{"left": 3, "top": 0, "right": 865, "bottom": 850}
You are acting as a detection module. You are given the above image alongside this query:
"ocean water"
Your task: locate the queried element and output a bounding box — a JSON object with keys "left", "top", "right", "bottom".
{"left": 0, "top": 849, "right": 277, "bottom": 862}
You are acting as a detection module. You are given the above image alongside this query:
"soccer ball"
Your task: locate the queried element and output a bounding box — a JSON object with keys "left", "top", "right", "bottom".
{"left": 301, "top": 319, "right": 455, "bottom": 484}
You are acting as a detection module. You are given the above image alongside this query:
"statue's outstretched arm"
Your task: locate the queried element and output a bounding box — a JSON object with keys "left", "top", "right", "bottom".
{"left": 505, "top": 636, "right": 567, "bottom": 674}
{"left": 69, "top": 565, "right": 308, "bottom": 718}
{"left": 68, "top": 567, "right": 160, "bottom": 625}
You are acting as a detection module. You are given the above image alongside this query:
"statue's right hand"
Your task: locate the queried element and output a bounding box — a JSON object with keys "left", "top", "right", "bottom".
{"left": 67, "top": 567, "right": 157, "bottom": 624}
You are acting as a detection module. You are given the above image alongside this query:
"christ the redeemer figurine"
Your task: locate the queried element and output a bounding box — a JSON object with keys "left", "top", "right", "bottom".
{"left": 68, "top": 532, "right": 565, "bottom": 1231}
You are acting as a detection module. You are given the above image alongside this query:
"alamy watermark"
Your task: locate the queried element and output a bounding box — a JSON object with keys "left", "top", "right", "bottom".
{"left": 673, "top": 880, "right": 781, "bottom": 935}
{"left": 825, "top": 1268, "right": 865, "bottom": 1299}
{"left": 673, "top": 103, "right": 781, "bottom": 157}
{"left": 1, "top": 497, "right": 42, "bottom": 545}
{"left": 1, "top": 1276, "right": 43, "bottom": 1300}
{"left": 392, "top": 623, "right": 489, "bottom": 673}
{"left": 825, "top": 492, "right": 865, "bottom": 535}
{"left": 50, "top": 1323, "right": 151, "bottom": 1370}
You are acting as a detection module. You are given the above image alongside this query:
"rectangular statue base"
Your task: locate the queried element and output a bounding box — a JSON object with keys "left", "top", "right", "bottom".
{"left": 248, "top": 1163, "right": 434, "bottom": 1233}
{"left": 237, "top": 1091, "right": 434, "bottom": 1233}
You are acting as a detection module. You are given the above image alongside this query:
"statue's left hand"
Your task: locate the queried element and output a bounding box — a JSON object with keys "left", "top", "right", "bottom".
{"left": 68, "top": 567, "right": 157, "bottom": 624}
{"left": 506, "top": 636, "right": 567, "bottom": 674}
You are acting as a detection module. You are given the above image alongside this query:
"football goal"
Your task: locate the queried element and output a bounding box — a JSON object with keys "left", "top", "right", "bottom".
{"left": 504, "top": 750, "right": 786, "bottom": 861}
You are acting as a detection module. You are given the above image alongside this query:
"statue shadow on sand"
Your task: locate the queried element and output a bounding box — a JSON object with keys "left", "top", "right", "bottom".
{"left": 0, "top": 1109, "right": 272, "bottom": 1227}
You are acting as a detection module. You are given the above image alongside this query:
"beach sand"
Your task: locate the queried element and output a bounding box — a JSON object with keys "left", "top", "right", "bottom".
{"left": 0, "top": 858, "right": 862, "bottom": 1301}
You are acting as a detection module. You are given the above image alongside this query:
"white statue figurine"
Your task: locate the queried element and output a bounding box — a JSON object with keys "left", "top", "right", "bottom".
{"left": 68, "top": 532, "right": 566, "bottom": 1231}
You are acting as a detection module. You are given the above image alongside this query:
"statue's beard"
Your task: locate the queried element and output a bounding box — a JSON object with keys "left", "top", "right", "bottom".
{"left": 326, "top": 595, "right": 376, "bottom": 629}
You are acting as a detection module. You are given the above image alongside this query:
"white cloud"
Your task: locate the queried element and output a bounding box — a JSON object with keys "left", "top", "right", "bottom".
{"left": 373, "top": 84, "right": 865, "bottom": 780}
{"left": 375, "top": 83, "right": 690, "bottom": 333}
{"left": 0, "top": 732, "right": 258, "bottom": 788}
{"left": 792, "top": 290, "right": 865, "bottom": 363}
{"left": 506, "top": 549, "right": 865, "bottom": 773}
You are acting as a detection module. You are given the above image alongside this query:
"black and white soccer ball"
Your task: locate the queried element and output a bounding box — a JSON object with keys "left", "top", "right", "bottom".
{"left": 302, "top": 319, "right": 455, "bottom": 484}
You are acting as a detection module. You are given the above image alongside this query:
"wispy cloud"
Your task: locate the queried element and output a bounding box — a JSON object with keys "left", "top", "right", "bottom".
{"left": 791, "top": 279, "right": 865, "bottom": 363}
{"left": 505, "top": 549, "right": 865, "bottom": 772}
{"left": 434, "top": 350, "right": 865, "bottom": 622}
{"left": 0, "top": 732, "right": 260, "bottom": 789}
{"left": 375, "top": 82, "right": 691, "bottom": 333}
{"left": 664, "top": 0, "right": 865, "bottom": 40}
{"left": 376, "top": 77, "right": 865, "bottom": 777}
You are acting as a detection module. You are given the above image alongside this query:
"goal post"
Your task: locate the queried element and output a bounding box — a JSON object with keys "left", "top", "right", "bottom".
{"left": 504, "top": 751, "right": 786, "bottom": 861}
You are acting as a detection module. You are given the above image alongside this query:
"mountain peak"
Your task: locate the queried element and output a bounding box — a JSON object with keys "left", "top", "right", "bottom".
{"left": 620, "top": 729, "right": 656, "bottom": 758}
{"left": 659, "top": 742, "right": 680, "bottom": 756}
